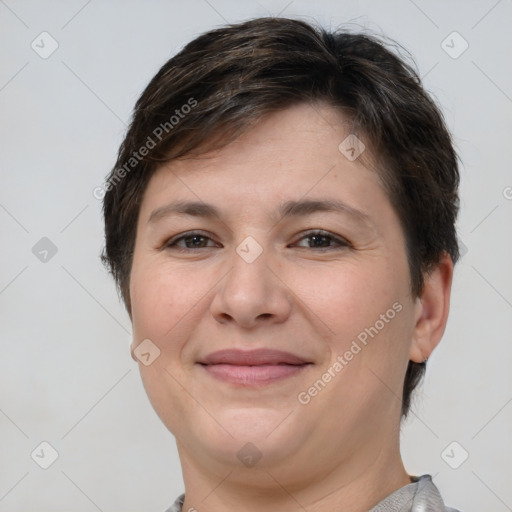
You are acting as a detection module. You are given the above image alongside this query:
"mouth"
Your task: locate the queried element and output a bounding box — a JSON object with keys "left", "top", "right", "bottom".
{"left": 197, "top": 348, "right": 313, "bottom": 386}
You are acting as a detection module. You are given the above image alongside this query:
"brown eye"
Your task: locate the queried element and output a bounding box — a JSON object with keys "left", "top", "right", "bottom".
{"left": 293, "top": 230, "right": 350, "bottom": 250}
{"left": 165, "top": 231, "right": 218, "bottom": 250}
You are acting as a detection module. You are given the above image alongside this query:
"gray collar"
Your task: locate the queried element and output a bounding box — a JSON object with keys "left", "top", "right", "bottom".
{"left": 368, "top": 474, "right": 461, "bottom": 511}
{"left": 165, "top": 474, "right": 461, "bottom": 512}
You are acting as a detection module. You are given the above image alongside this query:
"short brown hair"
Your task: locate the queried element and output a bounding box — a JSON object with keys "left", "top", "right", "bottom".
{"left": 101, "top": 17, "right": 460, "bottom": 417}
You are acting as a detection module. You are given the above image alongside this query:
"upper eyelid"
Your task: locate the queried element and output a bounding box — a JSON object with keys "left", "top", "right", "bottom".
{"left": 290, "top": 230, "right": 349, "bottom": 246}
{"left": 165, "top": 230, "right": 218, "bottom": 247}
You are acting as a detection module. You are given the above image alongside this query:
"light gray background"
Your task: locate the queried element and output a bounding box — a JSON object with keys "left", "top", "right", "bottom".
{"left": 1, "top": 1, "right": 511, "bottom": 511}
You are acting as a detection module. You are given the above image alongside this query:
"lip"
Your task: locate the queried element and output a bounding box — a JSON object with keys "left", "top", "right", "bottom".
{"left": 199, "top": 348, "right": 310, "bottom": 366}
{"left": 197, "top": 348, "right": 312, "bottom": 386}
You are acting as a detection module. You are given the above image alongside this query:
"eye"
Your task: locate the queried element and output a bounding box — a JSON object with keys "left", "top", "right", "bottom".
{"left": 164, "top": 231, "right": 219, "bottom": 251}
{"left": 291, "top": 230, "right": 350, "bottom": 250}
{"left": 163, "top": 229, "right": 350, "bottom": 252}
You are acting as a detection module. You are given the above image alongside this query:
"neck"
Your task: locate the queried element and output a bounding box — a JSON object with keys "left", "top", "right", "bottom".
{"left": 178, "top": 432, "right": 411, "bottom": 512}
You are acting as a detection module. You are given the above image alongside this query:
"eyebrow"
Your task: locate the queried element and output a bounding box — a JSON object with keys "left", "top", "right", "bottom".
{"left": 148, "top": 198, "right": 373, "bottom": 228}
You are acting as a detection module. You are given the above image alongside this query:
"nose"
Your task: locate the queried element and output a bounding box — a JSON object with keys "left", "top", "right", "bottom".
{"left": 209, "top": 239, "right": 292, "bottom": 329}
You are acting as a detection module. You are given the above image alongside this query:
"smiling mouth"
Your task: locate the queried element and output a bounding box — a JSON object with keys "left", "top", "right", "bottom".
{"left": 196, "top": 348, "right": 313, "bottom": 386}
{"left": 199, "top": 362, "right": 311, "bottom": 386}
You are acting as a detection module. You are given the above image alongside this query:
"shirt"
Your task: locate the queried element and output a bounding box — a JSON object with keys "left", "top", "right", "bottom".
{"left": 164, "top": 475, "right": 461, "bottom": 512}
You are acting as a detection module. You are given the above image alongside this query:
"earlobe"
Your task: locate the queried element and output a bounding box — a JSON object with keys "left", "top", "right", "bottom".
{"left": 409, "top": 253, "right": 454, "bottom": 363}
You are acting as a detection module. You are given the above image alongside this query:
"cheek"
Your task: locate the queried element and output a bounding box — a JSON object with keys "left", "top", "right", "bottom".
{"left": 129, "top": 263, "right": 212, "bottom": 431}
{"left": 287, "top": 260, "right": 400, "bottom": 340}
{"left": 288, "top": 257, "right": 414, "bottom": 394}
{"left": 130, "top": 261, "right": 210, "bottom": 343}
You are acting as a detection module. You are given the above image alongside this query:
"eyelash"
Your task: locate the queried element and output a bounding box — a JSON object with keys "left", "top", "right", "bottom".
{"left": 164, "top": 230, "right": 351, "bottom": 252}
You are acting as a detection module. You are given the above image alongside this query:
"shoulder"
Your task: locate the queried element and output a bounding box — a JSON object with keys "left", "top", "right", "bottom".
{"left": 163, "top": 492, "right": 185, "bottom": 512}
{"left": 414, "top": 475, "right": 463, "bottom": 512}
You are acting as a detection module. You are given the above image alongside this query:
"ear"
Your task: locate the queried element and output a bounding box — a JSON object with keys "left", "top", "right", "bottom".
{"left": 409, "top": 253, "right": 454, "bottom": 363}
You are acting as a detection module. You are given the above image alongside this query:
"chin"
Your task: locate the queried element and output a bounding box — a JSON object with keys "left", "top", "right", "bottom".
{"left": 219, "top": 406, "right": 295, "bottom": 439}
{"left": 182, "top": 407, "right": 307, "bottom": 468}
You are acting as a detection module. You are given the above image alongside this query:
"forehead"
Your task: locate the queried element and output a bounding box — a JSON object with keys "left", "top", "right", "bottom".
{"left": 142, "top": 103, "right": 378, "bottom": 188}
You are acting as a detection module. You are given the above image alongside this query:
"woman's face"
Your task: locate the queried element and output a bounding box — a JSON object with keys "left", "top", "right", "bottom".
{"left": 129, "top": 102, "right": 422, "bottom": 483}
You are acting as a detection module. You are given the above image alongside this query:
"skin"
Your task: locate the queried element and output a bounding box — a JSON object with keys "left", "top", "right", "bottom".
{"left": 128, "top": 102, "right": 453, "bottom": 512}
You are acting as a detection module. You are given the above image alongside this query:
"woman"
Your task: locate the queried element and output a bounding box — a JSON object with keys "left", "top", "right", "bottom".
{"left": 101, "top": 17, "right": 462, "bottom": 512}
